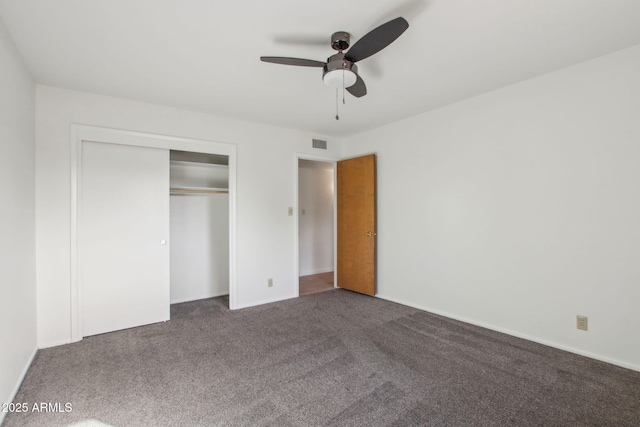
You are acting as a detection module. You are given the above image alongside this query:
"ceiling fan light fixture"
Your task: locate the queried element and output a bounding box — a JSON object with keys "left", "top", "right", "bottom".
{"left": 323, "top": 69, "right": 357, "bottom": 88}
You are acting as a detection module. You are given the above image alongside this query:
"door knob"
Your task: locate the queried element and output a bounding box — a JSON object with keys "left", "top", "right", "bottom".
{"left": 160, "top": 239, "right": 167, "bottom": 245}
{"left": 366, "top": 231, "right": 376, "bottom": 237}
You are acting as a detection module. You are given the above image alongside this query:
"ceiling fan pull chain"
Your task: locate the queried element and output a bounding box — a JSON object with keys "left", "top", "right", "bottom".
{"left": 342, "top": 69, "right": 346, "bottom": 105}
{"left": 335, "top": 88, "right": 339, "bottom": 120}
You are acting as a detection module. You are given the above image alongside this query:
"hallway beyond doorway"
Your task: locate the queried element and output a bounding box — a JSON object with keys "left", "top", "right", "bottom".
{"left": 299, "top": 272, "right": 334, "bottom": 296}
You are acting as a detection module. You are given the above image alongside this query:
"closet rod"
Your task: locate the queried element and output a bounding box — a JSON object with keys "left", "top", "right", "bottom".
{"left": 170, "top": 188, "right": 229, "bottom": 195}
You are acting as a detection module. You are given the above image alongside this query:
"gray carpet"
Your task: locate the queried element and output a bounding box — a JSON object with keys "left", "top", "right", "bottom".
{"left": 5, "top": 289, "right": 640, "bottom": 426}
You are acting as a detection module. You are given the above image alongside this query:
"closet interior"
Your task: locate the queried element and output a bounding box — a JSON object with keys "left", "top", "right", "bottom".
{"left": 170, "top": 150, "right": 230, "bottom": 305}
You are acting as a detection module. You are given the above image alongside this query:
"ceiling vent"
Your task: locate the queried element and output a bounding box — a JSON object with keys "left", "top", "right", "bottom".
{"left": 312, "top": 139, "right": 327, "bottom": 150}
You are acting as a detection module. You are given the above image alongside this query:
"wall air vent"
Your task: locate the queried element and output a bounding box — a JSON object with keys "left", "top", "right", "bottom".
{"left": 312, "top": 139, "right": 328, "bottom": 150}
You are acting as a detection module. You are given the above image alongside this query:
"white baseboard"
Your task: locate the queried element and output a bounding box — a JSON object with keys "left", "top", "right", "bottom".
{"left": 376, "top": 293, "right": 640, "bottom": 373}
{"left": 0, "top": 347, "right": 38, "bottom": 426}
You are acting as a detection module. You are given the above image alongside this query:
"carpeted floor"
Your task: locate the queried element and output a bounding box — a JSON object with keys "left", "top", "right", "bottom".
{"left": 5, "top": 289, "right": 640, "bottom": 426}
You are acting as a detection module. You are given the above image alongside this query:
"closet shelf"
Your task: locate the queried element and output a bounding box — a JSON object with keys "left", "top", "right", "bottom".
{"left": 170, "top": 160, "right": 228, "bottom": 169}
{"left": 170, "top": 186, "right": 228, "bottom": 195}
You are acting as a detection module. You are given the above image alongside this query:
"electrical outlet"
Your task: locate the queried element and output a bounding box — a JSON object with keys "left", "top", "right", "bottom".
{"left": 577, "top": 315, "right": 588, "bottom": 331}
{"left": 268, "top": 278, "right": 273, "bottom": 288}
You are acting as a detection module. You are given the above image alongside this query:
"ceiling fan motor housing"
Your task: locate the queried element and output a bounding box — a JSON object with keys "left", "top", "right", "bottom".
{"left": 331, "top": 31, "right": 350, "bottom": 51}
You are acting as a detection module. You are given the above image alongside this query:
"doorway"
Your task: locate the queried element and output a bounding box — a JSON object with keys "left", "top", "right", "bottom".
{"left": 298, "top": 159, "right": 335, "bottom": 296}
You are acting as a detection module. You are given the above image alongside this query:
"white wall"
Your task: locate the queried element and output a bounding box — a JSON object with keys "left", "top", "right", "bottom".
{"left": 298, "top": 163, "right": 334, "bottom": 276}
{"left": 35, "top": 86, "right": 342, "bottom": 347}
{"left": 0, "top": 16, "right": 36, "bottom": 422}
{"left": 344, "top": 44, "right": 640, "bottom": 371}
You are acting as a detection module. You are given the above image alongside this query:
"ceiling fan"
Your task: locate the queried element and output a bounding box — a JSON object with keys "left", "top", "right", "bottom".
{"left": 260, "top": 17, "right": 409, "bottom": 99}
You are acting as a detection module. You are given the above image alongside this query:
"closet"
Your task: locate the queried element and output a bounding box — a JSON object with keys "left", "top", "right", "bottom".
{"left": 169, "top": 150, "right": 229, "bottom": 304}
{"left": 79, "top": 142, "right": 229, "bottom": 338}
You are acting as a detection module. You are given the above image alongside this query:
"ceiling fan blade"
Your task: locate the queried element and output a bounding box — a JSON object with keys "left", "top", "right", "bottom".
{"left": 344, "top": 17, "right": 409, "bottom": 63}
{"left": 260, "top": 57, "right": 326, "bottom": 67}
{"left": 347, "top": 74, "right": 367, "bottom": 98}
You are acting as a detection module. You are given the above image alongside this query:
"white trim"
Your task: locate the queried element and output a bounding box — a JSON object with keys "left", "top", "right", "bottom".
{"left": 70, "top": 124, "right": 238, "bottom": 343}
{"left": 0, "top": 348, "right": 38, "bottom": 426}
{"left": 294, "top": 153, "right": 340, "bottom": 296}
{"left": 70, "top": 125, "right": 81, "bottom": 341}
{"left": 376, "top": 293, "right": 640, "bottom": 373}
{"left": 227, "top": 150, "right": 238, "bottom": 311}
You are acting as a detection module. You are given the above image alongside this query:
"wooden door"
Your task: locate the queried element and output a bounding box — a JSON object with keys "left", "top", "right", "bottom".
{"left": 80, "top": 141, "right": 170, "bottom": 337}
{"left": 337, "top": 154, "right": 376, "bottom": 295}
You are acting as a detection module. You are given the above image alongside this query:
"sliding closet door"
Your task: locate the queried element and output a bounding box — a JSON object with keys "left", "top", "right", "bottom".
{"left": 80, "top": 141, "right": 170, "bottom": 337}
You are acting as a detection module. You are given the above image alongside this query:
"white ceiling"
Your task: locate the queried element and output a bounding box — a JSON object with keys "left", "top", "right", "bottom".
{"left": 2, "top": 0, "right": 640, "bottom": 137}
